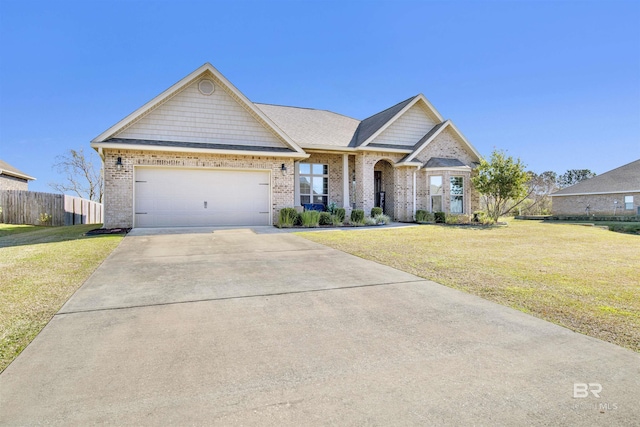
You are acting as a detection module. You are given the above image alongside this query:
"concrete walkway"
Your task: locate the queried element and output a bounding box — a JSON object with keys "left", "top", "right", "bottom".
{"left": 1, "top": 228, "right": 638, "bottom": 425}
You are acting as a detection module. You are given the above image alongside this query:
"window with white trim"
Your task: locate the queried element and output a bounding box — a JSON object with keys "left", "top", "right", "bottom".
{"left": 299, "top": 163, "right": 328, "bottom": 206}
{"left": 450, "top": 176, "right": 464, "bottom": 213}
{"left": 430, "top": 176, "right": 443, "bottom": 212}
{"left": 625, "top": 195, "right": 634, "bottom": 210}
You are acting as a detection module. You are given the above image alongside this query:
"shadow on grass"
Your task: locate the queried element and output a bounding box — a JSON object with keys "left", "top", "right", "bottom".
{"left": 0, "top": 224, "right": 125, "bottom": 248}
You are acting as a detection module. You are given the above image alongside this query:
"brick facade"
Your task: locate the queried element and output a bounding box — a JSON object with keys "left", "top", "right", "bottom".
{"left": 552, "top": 193, "right": 640, "bottom": 216}
{"left": 0, "top": 175, "right": 29, "bottom": 191}
{"left": 102, "top": 149, "right": 295, "bottom": 228}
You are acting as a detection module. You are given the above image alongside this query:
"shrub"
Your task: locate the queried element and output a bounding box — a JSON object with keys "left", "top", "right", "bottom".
{"left": 415, "top": 210, "right": 434, "bottom": 223}
{"left": 374, "top": 214, "right": 391, "bottom": 225}
{"left": 319, "top": 212, "right": 332, "bottom": 226}
{"left": 445, "top": 214, "right": 459, "bottom": 224}
{"left": 434, "top": 211, "right": 446, "bottom": 223}
{"left": 371, "top": 207, "right": 383, "bottom": 217}
{"left": 350, "top": 209, "right": 365, "bottom": 224}
{"left": 327, "top": 201, "right": 338, "bottom": 215}
{"left": 300, "top": 210, "right": 320, "bottom": 227}
{"left": 278, "top": 208, "right": 298, "bottom": 228}
{"left": 331, "top": 215, "right": 344, "bottom": 226}
{"left": 364, "top": 216, "right": 377, "bottom": 226}
{"left": 39, "top": 212, "right": 52, "bottom": 226}
{"left": 294, "top": 212, "right": 303, "bottom": 226}
{"left": 335, "top": 208, "right": 346, "bottom": 222}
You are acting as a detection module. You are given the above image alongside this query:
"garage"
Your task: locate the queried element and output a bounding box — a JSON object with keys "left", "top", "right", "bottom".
{"left": 134, "top": 167, "right": 271, "bottom": 227}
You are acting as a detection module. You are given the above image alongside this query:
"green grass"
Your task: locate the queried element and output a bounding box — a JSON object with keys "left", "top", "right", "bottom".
{"left": 0, "top": 224, "right": 124, "bottom": 372}
{"left": 547, "top": 220, "right": 640, "bottom": 234}
{"left": 298, "top": 219, "right": 640, "bottom": 352}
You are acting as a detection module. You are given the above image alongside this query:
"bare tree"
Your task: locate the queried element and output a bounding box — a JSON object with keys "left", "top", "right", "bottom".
{"left": 520, "top": 171, "right": 558, "bottom": 215}
{"left": 49, "top": 148, "right": 103, "bottom": 202}
{"left": 557, "top": 169, "right": 596, "bottom": 188}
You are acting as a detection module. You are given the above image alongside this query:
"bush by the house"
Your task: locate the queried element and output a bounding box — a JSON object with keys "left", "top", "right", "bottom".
{"left": 300, "top": 210, "right": 320, "bottom": 227}
{"left": 319, "top": 212, "right": 332, "bottom": 226}
{"left": 327, "top": 201, "right": 338, "bottom": 215}
{"left": 331, "top": 214, "right": 344, "bottom": 226}
{"left": 350, "top": 209, "right": 365, "bottom": 225}
{"left": 278, "top": 208, "right": 298, "bottom": 228}
{"left": 415, "top": 210, "right": 434, "bottom": 223}
{"left": 371, "top": 207, "right": 383, "bottom": 217}
{"left": 445, "top": 214, "right": 471, "bottom": 225}
{"left": 294, "top": 212, "right": 303, "bottom": 226}
{"left": 364, "top": 216, "right": 377, "bottom": 226}
{"left": 434, "top": 211, "right": 446, "bottom": 223}
{"left": 374, "top": 214, "right": 391, "bottom": 225}
{"left": 335, "top": 208, "right": 346, "bottom": 222}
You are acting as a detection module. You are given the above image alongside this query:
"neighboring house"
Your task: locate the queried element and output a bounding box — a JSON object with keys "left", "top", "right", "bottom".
{"left": 550, "top": 159, "right": 640, "bottom": 216}
{"left": 0, "top": 159, "right": 35, "bottom": 191}
{"left": 92, "top": 63, "right": 482, "bottom": 228}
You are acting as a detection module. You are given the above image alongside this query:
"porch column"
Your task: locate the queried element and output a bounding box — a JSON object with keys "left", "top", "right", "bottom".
{"left": 342, "top": 154, "right": 350, "bottom": 208}
{"left": 293, "top": 161, "right": 300, "bottom": 207}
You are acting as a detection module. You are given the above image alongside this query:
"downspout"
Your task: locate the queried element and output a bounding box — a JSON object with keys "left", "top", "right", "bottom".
{"left": 412, "top": 168, "right": 417, "bottom": 220}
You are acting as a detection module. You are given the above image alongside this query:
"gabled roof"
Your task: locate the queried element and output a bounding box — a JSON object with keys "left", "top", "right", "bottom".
{"left": 255, "top": 103, "right": 359, "bottom": 149}
{"left": 348, "top": 96, "right": 418, "bottom": 147}
{"left": 92, "top": 63, "right": 306, "bottom": 156}
{"left": 551, "top": 159, "right": 640, "bottom": 196}
{"left": 0, "top": 159, "right": 35, "bottom": 181}
{"left": 424, "top": 157, "right": 468, "bottom": 168}
{"left": 398, "top": 120, "right": 481, "bottom": 164}
{"left": 349, "top": 94, "right": 445, "bottom": 148}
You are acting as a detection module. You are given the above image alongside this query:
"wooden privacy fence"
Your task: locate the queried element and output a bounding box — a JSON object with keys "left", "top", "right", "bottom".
{"left": 0, "top": 190, "right": 103, "bottom": 226}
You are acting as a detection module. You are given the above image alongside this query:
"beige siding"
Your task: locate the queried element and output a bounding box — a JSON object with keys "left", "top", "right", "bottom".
{"left": 372, "top": 103, "right": 437, "bottom": 147}
{"left": 115, "top": 75, "right": 287, "bottom": 148}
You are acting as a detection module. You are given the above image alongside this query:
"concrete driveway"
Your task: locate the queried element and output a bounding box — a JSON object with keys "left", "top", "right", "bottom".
{"left": 1, "top": 227, "right": 639, "bottom": 425}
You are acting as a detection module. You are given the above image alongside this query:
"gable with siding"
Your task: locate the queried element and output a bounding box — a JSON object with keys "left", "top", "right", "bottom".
{"left": 412, "top": 126, "right": 479, "bottom": 166}
{"left": 370, "top": 103, "right": 439, "bottom": 147}
{"left": 114, "top": 74, "right": 288, "bottom": 149}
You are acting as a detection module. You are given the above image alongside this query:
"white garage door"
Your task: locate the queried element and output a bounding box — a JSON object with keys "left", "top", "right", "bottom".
{"left": 134, "top": 167, "right": 271, "bottom": 227}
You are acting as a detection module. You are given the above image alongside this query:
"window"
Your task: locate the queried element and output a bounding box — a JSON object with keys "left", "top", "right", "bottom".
{"left": 450, "top": 176, "right": 464, "bottom": 214}
{"left": 430, "top": 176, "right": 443, "bottom": 212}
{"left": 299, "top": 163, "right": 328, "bottom": 206}
{"left": 625, "top": 195, "right": 634, "bottom": 210}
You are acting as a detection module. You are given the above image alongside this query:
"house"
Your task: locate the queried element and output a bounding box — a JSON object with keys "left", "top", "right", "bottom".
{"left": 0, "top": 159, "right": 35, "bottom": 191}
{"left": 92, "top": 63, "right": 482, "bottom": 228}
{"left": 550, "top": 159, "right": 640, "bottom": 216}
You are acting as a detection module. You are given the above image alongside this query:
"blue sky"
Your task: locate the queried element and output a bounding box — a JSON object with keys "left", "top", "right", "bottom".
{"left": 1, "top": 0, "right": 639, "bottom": 193}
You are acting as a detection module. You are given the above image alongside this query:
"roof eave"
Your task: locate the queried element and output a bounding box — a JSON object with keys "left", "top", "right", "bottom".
{"left": 422, "top": 165, "right": 472, "bottom": 171}
{"left": 550, "top": 190, "right": 640, "bottom": 197}
{"left": 91, "top": 142, "right": 310, "bottom": 159}
{"left": 394, "top": 161, "right": 423, "bottom": 168}
{"left": 0, "top": 169, "right": 36, "bottom": 181}
{"left": 357, "top": 146, "right": 413, "bottom": 154}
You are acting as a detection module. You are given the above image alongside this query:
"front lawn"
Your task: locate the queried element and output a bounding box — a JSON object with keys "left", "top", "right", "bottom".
{"left": 0, "top": 224, "right": 124, "bottom": 372}
{"left": 298, "top": 219, "right": 640, "bottom": 352}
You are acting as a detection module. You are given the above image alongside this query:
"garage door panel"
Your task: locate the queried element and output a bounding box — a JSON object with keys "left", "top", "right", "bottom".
{"left": 134, "top": 168, "right": 271, "bottom": 227}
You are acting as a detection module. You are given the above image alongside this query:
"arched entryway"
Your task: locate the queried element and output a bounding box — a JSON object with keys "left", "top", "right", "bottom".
{"left": 373, "top": 159, "right": 395, "bottom": 218}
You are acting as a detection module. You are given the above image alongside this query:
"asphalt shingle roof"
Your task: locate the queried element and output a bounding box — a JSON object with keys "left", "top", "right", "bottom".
{"left": 552, "top": 159, "right": 640, "bottom": 195}
{"left": 0, "top": 159, "right": 35, "bottom": 180}
{"left": 348, "top": 96, "right": 418, "bottom": 147}
{"left": 423, "top": 157, "right": 467, "bottom": 168}
{"left": 255, "top": 104, "right": 360, "bottom": 148}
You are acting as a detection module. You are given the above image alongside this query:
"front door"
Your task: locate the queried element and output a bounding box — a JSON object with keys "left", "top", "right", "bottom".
{"left": 374, "top": 171, "right": 382, "bottom": 207}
